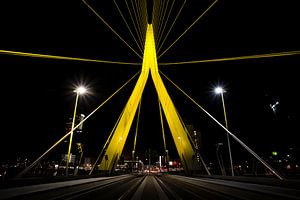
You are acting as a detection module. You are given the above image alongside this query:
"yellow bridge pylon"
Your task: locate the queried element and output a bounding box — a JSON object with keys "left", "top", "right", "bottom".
{"left": 99, "top": 24, "right": 200, "bottom": 174}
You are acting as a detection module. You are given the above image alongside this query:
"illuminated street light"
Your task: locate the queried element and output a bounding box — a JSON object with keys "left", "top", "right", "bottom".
{"left": 75, "top": 86, "right": 87, "bottom": 95}
{"left": 215, "top": 86, "right": 234, "bottom": 176}
{"left": 66, "top": 86, "right": 87, "bottom": 176}
{"left": 214, "top": 87, "right": 224, "bottom": 94}
{"left": 132, "top": 150, "right": 135, "bottom": 161}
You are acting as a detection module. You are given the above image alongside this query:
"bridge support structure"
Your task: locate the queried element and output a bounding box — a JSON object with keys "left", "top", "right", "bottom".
{"left": 99, "top": 24, "right": 200, "bottom": 174}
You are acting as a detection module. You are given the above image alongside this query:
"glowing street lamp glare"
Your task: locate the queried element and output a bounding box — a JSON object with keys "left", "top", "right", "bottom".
{"left": 76, "top": 86, "right": 87, "bottom": 95}
{"left": 215, "top": 87, "right": 224, "bottom": 94}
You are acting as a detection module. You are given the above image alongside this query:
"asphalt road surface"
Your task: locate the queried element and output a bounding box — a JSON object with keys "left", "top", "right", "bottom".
{"left": 1, "top": 174, "right": 300, "bottom": 199}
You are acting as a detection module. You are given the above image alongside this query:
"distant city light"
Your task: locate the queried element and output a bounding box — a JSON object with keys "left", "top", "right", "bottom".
{"left": 270, "top": 101, "right": 279, "bottom": 112}
{"left": 272, "top": 151, "right": 278, "bottom": 156}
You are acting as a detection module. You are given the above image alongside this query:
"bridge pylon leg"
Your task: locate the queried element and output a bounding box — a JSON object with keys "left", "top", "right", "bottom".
{"left": 99, "top": 24, "right": 200, "bottom": 174}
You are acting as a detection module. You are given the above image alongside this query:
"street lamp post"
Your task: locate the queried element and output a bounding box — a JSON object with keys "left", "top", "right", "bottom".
{"left": 215, "top": 87, "right": 234, "bottom": 176}
{"left": 66, "top": 86, "right": 86, "bottom": 176}
{"left": 216, "top": 142, "right": 226, "bottom": 175}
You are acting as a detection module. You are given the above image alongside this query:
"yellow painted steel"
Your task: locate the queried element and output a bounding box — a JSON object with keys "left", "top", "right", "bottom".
{"left": 159, "top": 100, "right": 167, "bottom": 152}
{"left": 100, "top": 24, "right": 200, "bottom": 174}
{"left": 82, "top": 0, "right": 142, "bottom": 59}
{"left": 158, "top": 0, "right": 218, "bottom": 59}
{"left": 99, "top": 30, "right": 150, "bottom": 172}
{"left": 148, "top": 25, "right": 200, "bottom": 173}
{"left": 0, "top": 50, "right": 141, "bottom": 65}
{"left": 159, "top": 50, "right": 300, "bottom": 65}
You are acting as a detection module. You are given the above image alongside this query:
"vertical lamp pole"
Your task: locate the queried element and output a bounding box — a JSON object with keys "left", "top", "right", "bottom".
{"left": 66, "top": 86, "right": 86, "bottom": 176}
{"left": 215, "top": 87, "right": 234, "bottom": 176}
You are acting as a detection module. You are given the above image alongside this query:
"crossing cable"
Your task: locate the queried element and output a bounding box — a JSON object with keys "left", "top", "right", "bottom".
{"left": 157, "top": 0, "right": 176, "bottom": 47}
{"left": 133, "top": 98, "right": 142, "bottom": 158}
{"left": 156, "top": 0, "right": 171, "bottom": 47}
{"left": 153, "top": 0, "right": 163, "bottom": 44}
{"left": 113, "top": 0, "right": 143, "bottom": 54}
{"left": 152, "top": 0, "right": 159, "bottom": 45}
{"left": 158, "top": 99, "right": 167, "bottom": 152}
{"left": 82, "top": 0, "right": 142, "bottom": 59}
{"left": 142, "top": 0, "right": 148, "bottom": 41}
{"left": 154, "top": 0, "right": 164, "bottom": 44}
{"left": 137, "top": 0, "right": 147, "bottom": 44}
{"left": 89, "top": 107, "right": 126, "bottom": 175}
{"left": 157, "top": 0, "right": 186, "bottom": 54}
{"left": 143, "top": 0, "right": 148, "bottom": 25}
{"left": 0, "top": 49, "right": 141, "bottom": 65}
{"left": 130, "top": 0, "right": 144, "bottom": 44}
{"left": 152, "top": 0, "right": 158, "bottom": 28}
{"left": 159, "top": 50, "right": 300, "bottom": 65}
{"left": 131, "top": 0, "right": 145, "bottom": 46}
{"left": 175, "top": 106, "right": 196, "bottom": 148}
{"left": 135, "top": 0, "right": 144, "bottom": 44}
{"left": 155, "top": 0, "right": 168, "bottom": 41}
{"left": 158, "top": 0, "right": 218, "bottom": 59}
{"left": 144, "top": 0, "right": 148, "bottom": 25}
{"left": 159, "top": 70, "right": 284, "bottom": 180}
{"left": 174, "top": 106, "right": 211, "bottom": 175}
{"left": 125, "top": 0, "right": 144, "bottom": 50}
{"left": 17, "top": 70, "right": 141, "bottom": 178}
{"left": 136, "top": 0, "right": 147, "bottom": 44}
{"left": 155, "top": 0, "right": 166, "bottom": 42}
{"left": 151, "top": 0, "right": 158, "bottom": 44}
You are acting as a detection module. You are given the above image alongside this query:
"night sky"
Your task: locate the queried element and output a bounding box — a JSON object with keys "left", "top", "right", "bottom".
{"left": 0, "top": 0, "right": 300, "bottom": 163}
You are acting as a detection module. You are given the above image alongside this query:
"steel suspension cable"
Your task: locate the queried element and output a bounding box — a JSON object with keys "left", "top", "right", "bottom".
{"left": 157, "top": 0, "right": 176, "bottom": 47}
{"left": 0, "top": 49, "right": 141, "bottom": 65}
{"left": 89, "top": 107, "right": 126, "bottom": 175}
{"left": 153, "top": 0, "right": 163, "bottom": 45}
{"left": 137, "top": 0, "right": 147, "bottom": 44}
{"left": 17, "top": 70, "right": 140, "bottom": 177}
{"left": 113, "top": 0, "right": 143, "bottom": 54}
{"left": 158, "top": 100, "right": 167, "bottom": 152}
{"left": 158, "top": 0, "right": 218, "bottom": 59}
{"left": 135, "top": 0, "right": 145, "bottom": 44}
{"left": 163, "top": 93, "right": 211, "bottom": 175}
{"left": 156, "top": 0, "right": 170, "bottom": 47}
{"left": 151, "top": 0, "right": 158, "bottom": 43}
{"left": 155, "top": 0, "right": 166, "bottom": 42}
{"left": 157, "top": 0, "right": 186, "bottom": 54}
{"left": 159, "top": 70, "right": 284, "bottom": 180}
{"left": 125, "top": 0, "right": 144, "bottom": 50}
{"left": 174, "top": 106, "right": 211, "bottom": 175}
{"left": 159, "top": 50, "right": 300, "bottom": 65}
{"left": 175, "top": 106, "right": 196, "bottom": 148}
{"left": 133, "top": 98, "right": 142, "bottom": 157}
{"left": 82, "top": 0, "right": 142, "bottom": 59}
{"left": 131, "top": 0, "right": 145, "bottom": 46}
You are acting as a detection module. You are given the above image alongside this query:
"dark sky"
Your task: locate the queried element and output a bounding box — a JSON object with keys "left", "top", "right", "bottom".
{"left": 0, "top": 0, "right": 299, "bottom": 163}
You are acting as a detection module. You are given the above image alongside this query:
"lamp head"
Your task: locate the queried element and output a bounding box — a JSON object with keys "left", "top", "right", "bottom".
{"left": 75, "top": 86, "right": 87, "bottom": 95}
{"left": 214, "top": 87, "right": 224, "bottom": 94}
